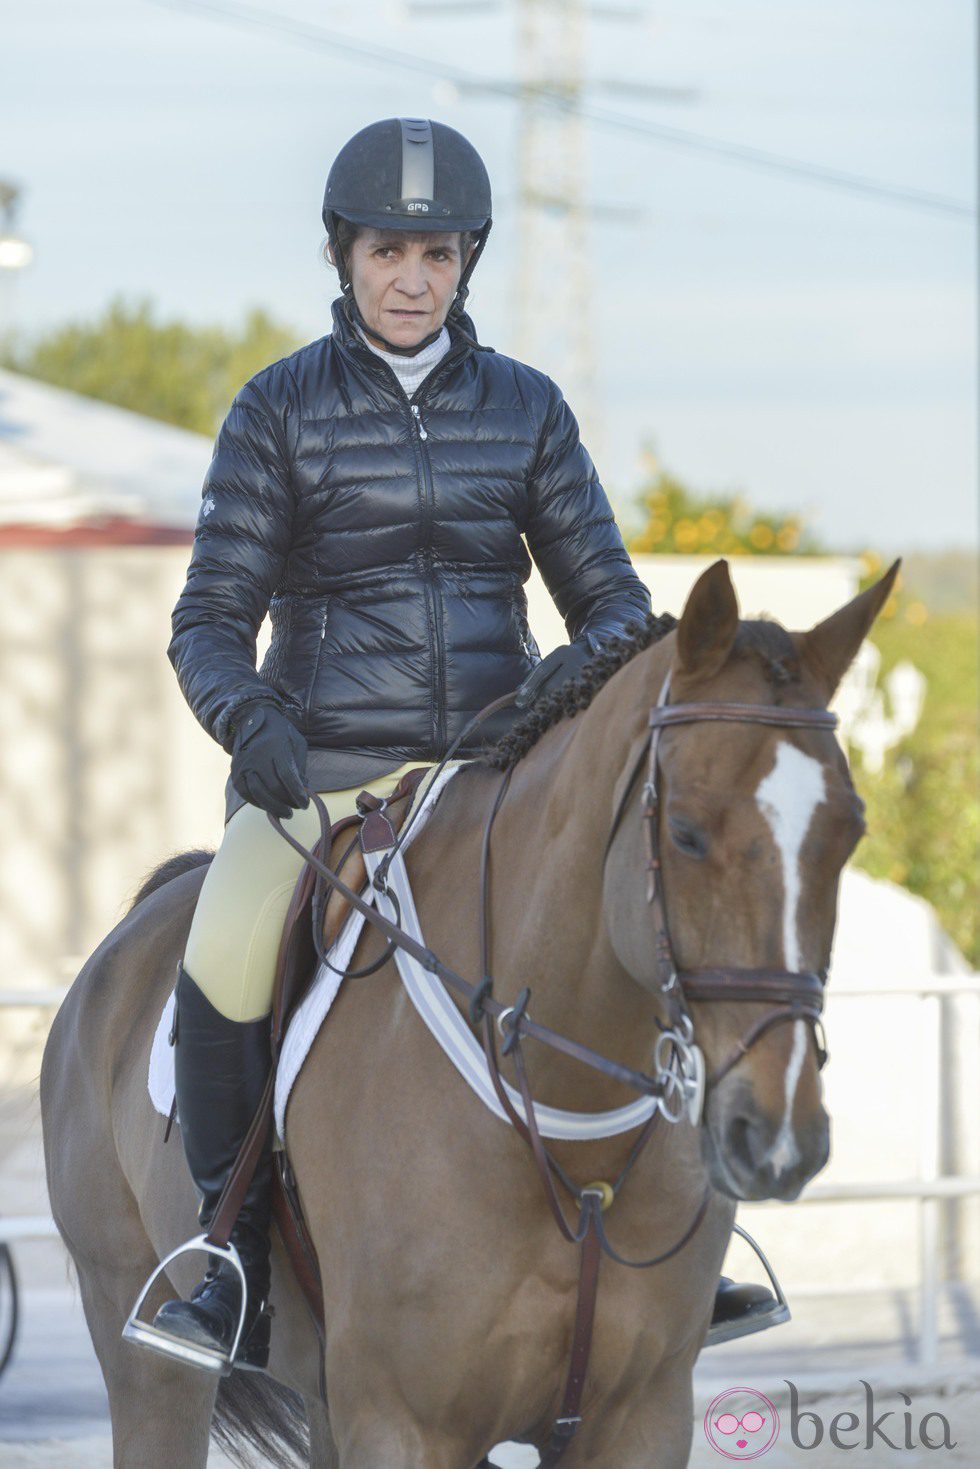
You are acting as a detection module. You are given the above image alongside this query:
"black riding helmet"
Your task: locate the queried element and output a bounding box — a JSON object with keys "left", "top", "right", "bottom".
{"left": 323, "top": 117, "right": 492, "bottom": 355}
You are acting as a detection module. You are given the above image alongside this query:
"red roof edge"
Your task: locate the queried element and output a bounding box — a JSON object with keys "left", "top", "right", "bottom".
{"left": 0, "top": 518, "right": 194, "bottom": 548}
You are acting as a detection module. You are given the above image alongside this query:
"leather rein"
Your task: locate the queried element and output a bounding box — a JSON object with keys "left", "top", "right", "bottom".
{"left": 266, "top": 666, "right": 838, "bottom": 1464}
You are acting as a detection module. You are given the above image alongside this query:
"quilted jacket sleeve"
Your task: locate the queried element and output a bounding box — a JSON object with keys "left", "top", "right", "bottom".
{"left": 524, "top": 377, "right": 651, "bottom": 651}
{"left": 168, "top": 379, "right": 296, "bottom": 751}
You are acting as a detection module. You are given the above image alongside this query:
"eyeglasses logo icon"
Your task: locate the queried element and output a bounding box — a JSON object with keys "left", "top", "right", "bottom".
{"left": 704, "top": 1388, "right": 780, "bottom": 1459}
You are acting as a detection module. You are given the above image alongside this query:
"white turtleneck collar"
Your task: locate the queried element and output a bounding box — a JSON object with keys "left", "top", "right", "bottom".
{"left": 355, "top": 323, "right": 452, "bottom": 399}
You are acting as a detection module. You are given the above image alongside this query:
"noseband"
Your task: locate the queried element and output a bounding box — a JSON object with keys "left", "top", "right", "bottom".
{"left": 604, "top": 669, "right": 836, "bottom": 1098}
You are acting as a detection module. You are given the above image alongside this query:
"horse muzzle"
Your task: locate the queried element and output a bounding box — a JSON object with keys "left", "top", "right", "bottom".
{"left": 701, "top": 1080, "right": 831, "bottom": 1202}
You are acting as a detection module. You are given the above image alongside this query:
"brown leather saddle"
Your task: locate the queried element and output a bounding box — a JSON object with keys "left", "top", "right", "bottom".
{"left": 267, "top": 765, "right": 431, "bottom": 1337}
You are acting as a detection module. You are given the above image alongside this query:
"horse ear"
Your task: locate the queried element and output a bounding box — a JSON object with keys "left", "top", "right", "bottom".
{"left": 675, "top": 560, "right": 739, "bottom": 680}
{"left": 801, "top": 559, "right": 901, "bottom": 699}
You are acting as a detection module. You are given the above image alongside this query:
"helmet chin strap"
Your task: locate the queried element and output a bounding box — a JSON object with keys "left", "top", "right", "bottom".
{"left": 343, "top": 290, "right": 445, "bottom": 357}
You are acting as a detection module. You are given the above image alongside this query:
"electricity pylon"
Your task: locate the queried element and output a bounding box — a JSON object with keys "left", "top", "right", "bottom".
{"left": 513, "top": 0, "right": 595, "bottom": 448}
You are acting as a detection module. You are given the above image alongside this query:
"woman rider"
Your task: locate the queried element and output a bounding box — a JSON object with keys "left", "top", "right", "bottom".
{"left": 139, "top": 118, "right": 781, "bottom": 1373}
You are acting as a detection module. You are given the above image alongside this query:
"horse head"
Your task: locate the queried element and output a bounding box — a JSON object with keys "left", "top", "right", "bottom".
{"left": 603, "top": 558, "right": 898, "bottom": 1203}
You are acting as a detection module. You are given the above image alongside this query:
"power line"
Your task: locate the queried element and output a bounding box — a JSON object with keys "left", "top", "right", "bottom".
{"left": 147, "top": 0, "right": 975, "bottom": 220}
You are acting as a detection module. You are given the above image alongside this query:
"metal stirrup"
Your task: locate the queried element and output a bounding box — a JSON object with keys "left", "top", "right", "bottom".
{"left": 121, "top": 1234, "right": 249, "bottom": 1375}
{"left": 731, "top": 1221, "right": 791, "bottom": 1312}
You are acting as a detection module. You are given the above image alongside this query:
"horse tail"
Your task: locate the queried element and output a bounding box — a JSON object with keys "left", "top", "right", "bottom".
{"left": 128, "top": 850, "right": 213, "bottom": 912}
{"left": 212, "top": 1371, "right": 310, "bottom": 1469}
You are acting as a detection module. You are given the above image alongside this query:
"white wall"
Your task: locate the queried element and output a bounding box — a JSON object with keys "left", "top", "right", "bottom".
{"left": 524, "top": 552, "right": 863, "bottom": 653}
{"left": 0, "top": 547, "right": 227, "bottom": 1007}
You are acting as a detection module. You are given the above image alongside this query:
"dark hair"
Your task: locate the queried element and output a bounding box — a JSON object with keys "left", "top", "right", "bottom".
{"left": 322, "top": 219, "right": 478, "bottom": 274}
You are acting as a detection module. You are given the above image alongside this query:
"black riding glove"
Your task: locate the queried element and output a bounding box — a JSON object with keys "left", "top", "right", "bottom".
{"left": 514, "top": 637, "right": 596, "bottom": 709}
{"left": 229, "top": 701, "right": 309, "bottom": 819}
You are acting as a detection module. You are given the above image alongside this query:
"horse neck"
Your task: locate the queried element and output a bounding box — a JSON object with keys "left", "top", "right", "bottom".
{"left": 483, "top": 635, "right": 675, "bottom": 1114}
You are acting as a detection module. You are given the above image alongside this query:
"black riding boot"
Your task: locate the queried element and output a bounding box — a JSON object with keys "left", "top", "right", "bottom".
{"left": 150, "top": 965, "right": 274, "bottom": 1372}
{"left": 706, "top": 1275, "right": 790, "bottom": 1347}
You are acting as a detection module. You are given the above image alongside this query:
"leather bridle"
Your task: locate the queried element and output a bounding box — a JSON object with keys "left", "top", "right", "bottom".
{"left": 603, "top": 668, "right": 834, "bottom": 1095}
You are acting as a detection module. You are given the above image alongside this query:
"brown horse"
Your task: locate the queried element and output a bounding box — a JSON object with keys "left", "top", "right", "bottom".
{"left": 41, "top": 559, "right": 896, "bottom": 1469}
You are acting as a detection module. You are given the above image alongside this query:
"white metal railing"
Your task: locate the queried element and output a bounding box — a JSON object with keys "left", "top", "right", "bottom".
{"left": 1, "top": 991, "right": 69, "bottom": 1250}
{"left": 3, "top": 976, "right": 979, "bottom": 1367}
{"left": 0, "top": 988, "right": 69, "bottom": 1008}
{"left": 0, "top": 1216, "right": 59, "bottom": 1244}
{"left": 746, "top": 974, "right": 980, "bottom": 1367}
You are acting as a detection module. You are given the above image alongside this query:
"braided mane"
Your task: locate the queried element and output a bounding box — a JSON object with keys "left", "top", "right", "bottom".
{"left": 476, "top": 610, "right": 807, "bottom": 772}
{"left": 477, "top": 612, "right": 678, "bottom": 771}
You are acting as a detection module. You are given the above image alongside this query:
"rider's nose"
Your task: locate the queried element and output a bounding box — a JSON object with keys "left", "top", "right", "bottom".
{"left": 395, "top": 260, "right": 427, "bottom": 297}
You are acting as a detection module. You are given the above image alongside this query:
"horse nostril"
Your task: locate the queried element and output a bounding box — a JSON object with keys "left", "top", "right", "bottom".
{"left": 727, "top": 1113, "right": 770, "bottom": 1173}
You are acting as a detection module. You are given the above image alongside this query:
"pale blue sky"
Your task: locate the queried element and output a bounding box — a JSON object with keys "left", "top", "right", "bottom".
{"left": 3, "top": 0, "right": 976, "bottom": 552}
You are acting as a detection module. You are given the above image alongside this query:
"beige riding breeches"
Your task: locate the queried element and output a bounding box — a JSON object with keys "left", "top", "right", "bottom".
{"left": 184, "top": 760, "right": 450, "bottom": 1021}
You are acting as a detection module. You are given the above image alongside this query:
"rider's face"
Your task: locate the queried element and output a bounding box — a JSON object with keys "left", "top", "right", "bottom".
{"left": 343, "top": 228, "right": 471, "bottom": 349}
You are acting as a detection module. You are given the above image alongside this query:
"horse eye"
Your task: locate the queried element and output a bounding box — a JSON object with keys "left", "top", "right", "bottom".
{"left": 668, "top": 817, "right": 707, "bottom": 859}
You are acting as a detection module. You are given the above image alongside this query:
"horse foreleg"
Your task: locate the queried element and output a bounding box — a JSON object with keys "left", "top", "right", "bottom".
{"left": 332, "top": 1413, "right": 478, "bottom": 1469}
{"left": 568, "top": 1356, "right": 697, "bottom": 1469}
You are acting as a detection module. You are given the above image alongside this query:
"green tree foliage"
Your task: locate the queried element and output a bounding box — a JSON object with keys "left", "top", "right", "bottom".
{"left": 852, "top": 607, "right": 979, "bottom": 968}
{"left": 627, "top": 447, "right": 823, "bottom": 557}
{"left": 0, "top": 295, "right": 301, "bottom": 435}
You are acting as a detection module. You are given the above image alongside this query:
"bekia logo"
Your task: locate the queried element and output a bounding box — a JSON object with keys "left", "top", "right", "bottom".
{"left": 704, "top": 1387, "right": 779, "bottom": 1460}
{"left": 786, "top": 1380, "right": 957, "bottom": 1451}
{"left": 704, "top": 1382, "right": 958, "bottom": 1457}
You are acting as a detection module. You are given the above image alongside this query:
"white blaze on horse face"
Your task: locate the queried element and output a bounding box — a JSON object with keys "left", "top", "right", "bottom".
{"left": 754, "top": 741, "right": 826, "bottom": 971}
{"left": 755, "top": 741, "right": 826, "bottom": 1175}
{"left": 769, "top": 1019, "right": 808, "bottom": 1174}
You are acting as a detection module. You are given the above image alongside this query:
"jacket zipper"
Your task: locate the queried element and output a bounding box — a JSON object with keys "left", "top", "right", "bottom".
{"left": 407, "top": 400, "right": 445, "bottom": 753}
{"left": 409, "top": 354, "right": 471, "bottom": 756}
{"left": 344, "top": 341, "right": 467, "bottom": 757}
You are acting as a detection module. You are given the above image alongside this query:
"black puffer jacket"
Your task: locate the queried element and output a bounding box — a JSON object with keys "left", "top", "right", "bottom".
{"left": 169, "top": 297, "right": 651, "bottom": 760}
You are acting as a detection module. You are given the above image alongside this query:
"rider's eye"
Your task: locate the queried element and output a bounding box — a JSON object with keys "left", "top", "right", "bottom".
{"left": 668, "top": 817, "right": 707, "bottom": 859}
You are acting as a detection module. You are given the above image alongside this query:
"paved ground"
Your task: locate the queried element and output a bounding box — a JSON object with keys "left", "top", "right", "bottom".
{"left": 2, "top": 1282, "right": 977, "bottom": 1468}
{"left": 4, "top": 1081, "right": 979, "bottom": 1466}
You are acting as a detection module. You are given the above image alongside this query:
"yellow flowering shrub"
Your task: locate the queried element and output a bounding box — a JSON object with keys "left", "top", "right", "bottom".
{"left": 627, "top": 452, "right": 820, "bottom": 558}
